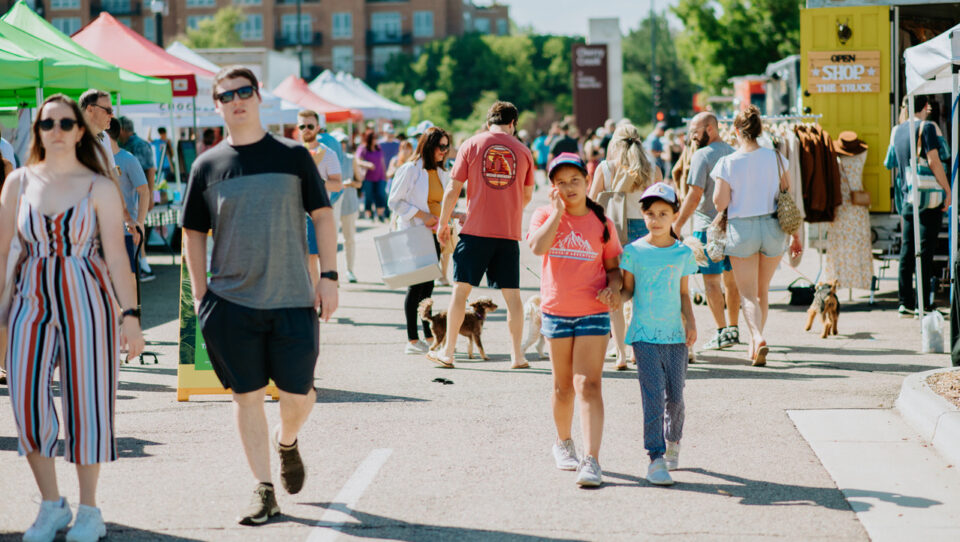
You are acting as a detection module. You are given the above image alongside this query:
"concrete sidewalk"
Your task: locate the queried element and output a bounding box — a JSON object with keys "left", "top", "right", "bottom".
{"left": 0, "top": 187, "right": 954, "bottom": 541}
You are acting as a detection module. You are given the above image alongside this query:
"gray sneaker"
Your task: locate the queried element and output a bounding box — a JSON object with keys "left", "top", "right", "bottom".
{"left": 664, "top": 441, "right": 681, "bottom": 470}
{"left": 704, "top": 331, "right": 725, "bottom": 350}
{"left": 238, "top": 483, "right": 281, "bottom": 525}
{"left": 576, "top": 455, "right": 603, "bottom": 487}
{"left": 552, "top": 439, "right": 579, "bottom": 471}
{"left": 647, "top": 457, "right": 674, "bottom": 486}
{"left": 66, "top": 505, "right": 106, "bottom": 542}
{"left": 723, "top": 326, "right": 741, "bottom": 345}
{"left": 24, "top": 498, "right": 72, "bottom": 542}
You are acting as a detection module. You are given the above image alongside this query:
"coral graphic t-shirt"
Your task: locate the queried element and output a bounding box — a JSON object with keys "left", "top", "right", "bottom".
{"left": 528, "top": 206, "right": 623, "bottom": 317}
{"left": 451, "top": 131, "right": 535, "bottom": 240}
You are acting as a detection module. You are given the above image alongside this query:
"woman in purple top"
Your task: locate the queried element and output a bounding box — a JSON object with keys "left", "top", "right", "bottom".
{"left": 358, "top": 129, "right": 388, "bottom": 222}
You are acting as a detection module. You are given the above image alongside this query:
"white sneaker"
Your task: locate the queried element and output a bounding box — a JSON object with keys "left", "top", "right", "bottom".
{"left": 404, "top": 341, "right": 428, "bottom": 355}
{"left": 552, "top": 439, "right": 579, "bottom": 471}
{"left": 345, "top": 270, "right": 357, "bottom": 283}
{"left": 647, "top": 457, "right": 675, "bottom": 486}
{"left": 665, "top": 441, "right": 680, "bottom": 470}
{"left": 66, "top": 505, "right": 106, "bottom": 542}
{"left": 24, "top": 497, "right": 72, "bottom": 542}
{"left": 576, "top": 455, "right": 603, "bottom": 487}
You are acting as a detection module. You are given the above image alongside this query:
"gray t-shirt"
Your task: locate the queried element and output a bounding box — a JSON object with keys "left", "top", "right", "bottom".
{"left": 180, "top": 134, "right": 331, "bottom": 309}
{"left": 687, "top": 141, "right": 735, "bottom": 231}
{"left": 114, "top": 148, "right": 147, "bottom": 222}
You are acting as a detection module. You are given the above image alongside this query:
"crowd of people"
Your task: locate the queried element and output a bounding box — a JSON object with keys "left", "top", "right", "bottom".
{"left": 0, "top": 62, "right": 902, "bottom": 540}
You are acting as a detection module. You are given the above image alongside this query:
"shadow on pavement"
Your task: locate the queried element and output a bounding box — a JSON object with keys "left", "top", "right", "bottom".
{"left": 315, "top": 388, "right": 428, "bottom": 404}
{"left": 333, "top": 317, "right": 407, "bottom": 331}
{"left": 283, "top": 503, "right": 588, "bottom": 541}
{"left": 603, "top": 468, "right": 942, "bottom": 512}
{"left": 0, "top": 437, "right": 162, "bottom": 459}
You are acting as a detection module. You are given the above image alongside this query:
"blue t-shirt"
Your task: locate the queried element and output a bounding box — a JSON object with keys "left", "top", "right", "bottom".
{"left": 621, "top": 238, "right": 698, "bottom": 344}
{"left": 151, "top": 138, "right": 171, "bottom": 172}
{"left": 114, "top": 149, "right": 147, "bottom": 222}
{"left": 380, "top": 140, "right": 401, "bottom": 175}
{"left": 533, "top": 135, "right": 550, "bottom": 167}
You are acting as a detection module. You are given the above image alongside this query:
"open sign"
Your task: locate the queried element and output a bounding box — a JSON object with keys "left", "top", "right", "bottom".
{"left": 808, "top": 50, "right": 880, "bottom": 94}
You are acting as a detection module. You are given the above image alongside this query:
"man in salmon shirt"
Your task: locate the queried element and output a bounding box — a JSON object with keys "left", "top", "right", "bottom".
{"left": 434, "top": 101, "right": 535, "bottom": 369}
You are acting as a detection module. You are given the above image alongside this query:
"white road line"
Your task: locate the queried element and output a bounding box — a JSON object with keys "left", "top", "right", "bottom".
{"left": 306, "top": 448, "right": 393, "bottom": 542}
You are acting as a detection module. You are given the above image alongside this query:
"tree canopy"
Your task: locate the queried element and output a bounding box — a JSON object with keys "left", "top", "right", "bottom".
{"left": 175, "top": 6, "right": 245, "bottom": 50}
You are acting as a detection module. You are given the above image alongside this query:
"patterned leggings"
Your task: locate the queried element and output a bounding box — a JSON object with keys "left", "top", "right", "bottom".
{"left": 632, "top": 341, "right": 687, "bottom": 460}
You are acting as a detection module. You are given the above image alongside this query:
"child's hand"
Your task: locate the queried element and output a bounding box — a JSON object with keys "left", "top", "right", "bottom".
{"left": 549, "top": 187, "right": 565, "bottom": 214}
{"left": 597, "top": 287, "right": 621, "bottom": 309}
{"left": 684, "top": 319, "right": 697, "bottom": 347}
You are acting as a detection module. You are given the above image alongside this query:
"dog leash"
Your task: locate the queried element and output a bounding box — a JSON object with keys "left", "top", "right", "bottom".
{"left": 524, "top": 265, "right": 541, "bottom": 280}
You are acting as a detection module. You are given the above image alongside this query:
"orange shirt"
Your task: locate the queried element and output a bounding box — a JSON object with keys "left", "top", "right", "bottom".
{"left": 427, "top": 169, "right": 443, "bottom": 217}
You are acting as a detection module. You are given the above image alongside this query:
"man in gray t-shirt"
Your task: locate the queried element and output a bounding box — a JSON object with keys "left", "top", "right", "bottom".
{"left": 675, "top": 112, "right": 740, "bottom": 350}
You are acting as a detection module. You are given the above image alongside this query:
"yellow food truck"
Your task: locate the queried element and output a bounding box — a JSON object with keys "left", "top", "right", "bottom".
{"left": 801, "top": 0, "right": 959, "bottom": 213}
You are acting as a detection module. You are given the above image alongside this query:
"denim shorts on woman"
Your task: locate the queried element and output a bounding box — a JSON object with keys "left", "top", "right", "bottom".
{"left": 541, "top": 312, "right": 611, "bottom": 339}
{"left": 725, "top": 215, "right": 786, "bottom": 259}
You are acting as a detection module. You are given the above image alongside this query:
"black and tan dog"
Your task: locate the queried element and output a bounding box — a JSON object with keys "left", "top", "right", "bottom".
{"left": 804, "top": 280, "right": 839, "bottom": 338}
{"left": 418, "top": 297, "right": 499, "bottom": 360}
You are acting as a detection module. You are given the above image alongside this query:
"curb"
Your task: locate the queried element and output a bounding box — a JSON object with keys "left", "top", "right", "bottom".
{"left": 896, "top": 367, "right": 960, "bottom": 466}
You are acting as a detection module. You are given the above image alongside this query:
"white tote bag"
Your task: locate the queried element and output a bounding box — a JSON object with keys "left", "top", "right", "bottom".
{"left": 374, "top": 225, "right": 441, "bottom": 289}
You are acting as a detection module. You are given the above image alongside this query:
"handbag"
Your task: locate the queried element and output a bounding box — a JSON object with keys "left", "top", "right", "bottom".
{"left": 595, "top": 162, "right": 628, "bottom": 244}
{"left": 906, "top": 127, "right": 945, "bottom": 210}
{"left": 787, "top": 278, "right": 815, "bottom": 306}
{"left": 705, "top": 209, "right": 728, "bottom": 262}
{"left": 850, "top": 190, "right": 871, "bottom": 207}
{"left": 373, "top": 225, "right": 441, "bottom": 289}
{"left": 774, "top": 152, "right": 802, "bottom": 235}
{"left": 1, "top": 174, "right": 26, "bottom": 325}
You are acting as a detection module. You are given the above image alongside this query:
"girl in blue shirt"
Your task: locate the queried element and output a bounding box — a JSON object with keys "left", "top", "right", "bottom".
{"left": 620, "top": 182, "right": 698, "bottom": 486}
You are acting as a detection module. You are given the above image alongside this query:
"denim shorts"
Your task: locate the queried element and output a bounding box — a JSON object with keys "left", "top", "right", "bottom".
{"left": 627, "top": 218, "right": 648, "bottom": 242}
{"left": 725, "top": 215, "right": 786, "bottom": 259}
{"left": 541, "top": 312, "right": 611, "bottom": 339}
{"left": 692, "top": 230, "right": 731, "bottom": 274}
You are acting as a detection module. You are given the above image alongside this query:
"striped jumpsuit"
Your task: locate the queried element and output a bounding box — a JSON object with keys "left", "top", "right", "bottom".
{"left": 7, "top": 176, "right": 120, "bottom": 465}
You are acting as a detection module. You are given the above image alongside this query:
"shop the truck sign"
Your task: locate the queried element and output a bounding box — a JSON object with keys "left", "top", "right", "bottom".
{"left": 807, "top": 51, "right": 880, "bottom": 93}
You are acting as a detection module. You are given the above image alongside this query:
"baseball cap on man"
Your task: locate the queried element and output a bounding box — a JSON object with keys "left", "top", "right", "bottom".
{"left": 383, "top": 123, "right": 395, "bottom": 134}
{"left": 639, "top": 182, "right": 678, "bottom": 205}
{"left": 547, "top": 152, "right": 587, "bottom": 180}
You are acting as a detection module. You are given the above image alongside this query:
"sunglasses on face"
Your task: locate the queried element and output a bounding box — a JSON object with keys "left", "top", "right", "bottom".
{"left": 38, "top": 118, "right": 78, "bottom": 132}
{"left": 92, "top": 103, "right": 113, "bottom": 116}
{"left": 437, "top": 144, "right": 449, "bottom": 151}
{"left": 216, "top": 85, "right": 256, "bottom": 104}
{"left": 298, "top": 124, "right": 316, "bottom": 131}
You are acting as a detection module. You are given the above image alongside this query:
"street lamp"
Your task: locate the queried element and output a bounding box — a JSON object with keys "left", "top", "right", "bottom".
{"left": 150, "top": 0, "right": 166, "bottom": 48}
{"left": 414, "top": 88, "right": 426, "bottom": 122}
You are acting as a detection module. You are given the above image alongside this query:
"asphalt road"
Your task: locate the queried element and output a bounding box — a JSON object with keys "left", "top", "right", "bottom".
{"left": 0, "top": 187, "right": 950, "bottom": 541}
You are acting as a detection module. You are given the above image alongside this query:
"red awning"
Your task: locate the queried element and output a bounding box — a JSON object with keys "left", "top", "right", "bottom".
{"left": 72, "top": 13, "right": 216, "bottom": 97}
{"left": 272, "top": 75, "right": 360, "bottom": 123}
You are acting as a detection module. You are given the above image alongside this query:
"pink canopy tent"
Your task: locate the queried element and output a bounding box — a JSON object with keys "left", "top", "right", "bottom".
{"left": 272, "top": 75, "right": 359, "bottom": 123}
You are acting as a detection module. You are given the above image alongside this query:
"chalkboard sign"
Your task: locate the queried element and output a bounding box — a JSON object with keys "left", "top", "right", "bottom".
{"left": 178, "top": 140, "right": 197, "bottom": 176}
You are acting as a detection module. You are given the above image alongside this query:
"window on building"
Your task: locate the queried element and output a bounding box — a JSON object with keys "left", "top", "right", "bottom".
{"left": 185, "top": 0, "right": 215, "bottom": 7}
{"left": 50, "top": 0, "right": 80, "bottom": 10}
{"left": 370, "top": 12, "right": 402, "bottom": 41}
{"left": 332, "top": 12, "right": 352, "bottom": 39}
{"left": 116, "top": 16, "right": 132, "bottom": 27}
{"left": 332, "top": 46, "right": 354, "bottom": 74}
{"left": 51, "top": 17, "right": 81, "bottom": 35}
{"left": 473, "top": 17, "right": 490, "bottom": 34}
{"left": 497, "top": 18, "right": 508, "bottom": 36}
{"left": 280, "top": 14, "right": 312, "bottom": 41}
{"left": 102, "top": 0, "right": 130, "bottom": 12}
{"left": 143, "top": 16, "right": 155, "bottom": 42}
{"left": 186, "top": 15, "right": 213, "bottom": 29}
{"left": 370, "top": 45, "right": 401, "bottom": 75}
{"left": 237, "top": 13, "right": 262, "bottom": 41}
{"left": 413, "top": 11, "right": 433, "bottom": 38}
{"left": 234, "top": 0, "right": 261, "bottom": 4}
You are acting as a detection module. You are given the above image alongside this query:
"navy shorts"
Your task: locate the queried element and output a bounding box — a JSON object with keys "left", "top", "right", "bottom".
{"left": 124, "top": 233, "right": 137, "bottom": 273}
{"left": 452, "top": 233, "right": 520, "bottom": 289}
{"left": 692, "top": 230, "right": 731, "bottom": 274}
{"left": 306, "top": 215, "right": 319, "bottom": 255}
{"left": 197, "top": 291, "right": 319, "bottom": 395}
{"left": 541, "top": 312, "right": 611, "bottom": 339}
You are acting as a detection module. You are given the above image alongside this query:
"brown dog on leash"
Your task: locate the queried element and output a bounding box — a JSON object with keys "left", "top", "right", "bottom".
{"left": 418, "top": 297, "right": 499, "bottom": 360}
{"left": 804, "top": 280, "right": 840, "bottom": 338}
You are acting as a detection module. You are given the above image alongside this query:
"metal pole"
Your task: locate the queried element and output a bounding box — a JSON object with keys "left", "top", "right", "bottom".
{"left": 169, "top": 104, "right": 181, "bottom": 191}
{"left": 156, "top": 11, "right": 163, "bottom": 48}
{"left": 296, "top": 0, "right": 304, "bottom": 79}
{"left": 951, "top": 62, "right": 959, "bottom": 299}
{"left": 908, "top": 95, "right": 925, "bottom": 328}
{"left": 650, "top": 0, "right": 656, "bottom": 125}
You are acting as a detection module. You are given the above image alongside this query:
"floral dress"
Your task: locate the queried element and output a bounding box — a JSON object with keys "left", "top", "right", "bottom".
{"left": 825, "top": 152, "right": 873, "bottom": 289}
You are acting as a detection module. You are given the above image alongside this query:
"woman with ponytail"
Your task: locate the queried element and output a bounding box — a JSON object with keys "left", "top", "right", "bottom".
{"left": 528, "top": 153, "right": 622, "bottom": 487}
{"left": 588, "top": 122, "right": 662, "bottom": 369}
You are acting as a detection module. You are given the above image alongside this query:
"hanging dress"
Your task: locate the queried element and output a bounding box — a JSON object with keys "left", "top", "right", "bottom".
{"left": 825, "top": 152, "right": 873, "bottom": 289}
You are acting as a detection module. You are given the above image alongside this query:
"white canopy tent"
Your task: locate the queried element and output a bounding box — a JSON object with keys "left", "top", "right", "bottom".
{"left": 903, "top": 24, "right": 960, "bottom": 327}
{"left": 308, "top": 70, "right": 410, "bottom": 122}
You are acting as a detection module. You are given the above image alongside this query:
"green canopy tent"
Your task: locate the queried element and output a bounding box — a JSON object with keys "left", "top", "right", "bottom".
{"left": 2, "top": 1, "right": 171, "bottom": 105}
{"left": 0, "top": 47, "right": 40, "bottom": 91}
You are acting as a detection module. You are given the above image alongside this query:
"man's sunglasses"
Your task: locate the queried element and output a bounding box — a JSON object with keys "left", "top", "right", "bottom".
{"left": 92, "top": 103, "right": 113, "bottom": 116}
{"left": 298, "top": 124, "right": 317, "bottom": 131}
{"left": 38, "top": 118, "right": 78, "bottom": 132}
{"left": 216, "top": 85, "right": 256, "bottom": 104}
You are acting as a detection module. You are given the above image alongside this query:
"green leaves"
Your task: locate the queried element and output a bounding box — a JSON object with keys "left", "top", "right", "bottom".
{"left": 175, "top": 6, "right": 245, "bottom": 49}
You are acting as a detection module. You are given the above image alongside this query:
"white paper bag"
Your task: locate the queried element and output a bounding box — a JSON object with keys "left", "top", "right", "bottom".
{"left": 374, "top": 225, "right": 441, "bottom": 289}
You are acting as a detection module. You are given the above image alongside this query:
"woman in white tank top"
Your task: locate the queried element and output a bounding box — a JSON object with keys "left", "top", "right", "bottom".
{"left": 588, "top": 122, "right": 661, "bottom": 369}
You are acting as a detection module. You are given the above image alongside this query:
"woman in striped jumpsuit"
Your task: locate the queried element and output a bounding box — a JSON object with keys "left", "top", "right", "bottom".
{"left": 0, "top": 95, "right": 144, "bottom": 542}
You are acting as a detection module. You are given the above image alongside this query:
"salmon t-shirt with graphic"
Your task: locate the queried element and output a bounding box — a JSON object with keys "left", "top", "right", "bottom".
{"left": 451, "top": 131, "right": 535, "bottom": 241}
{"left": 528, "top": 206, "right": 623, "bottom": 317}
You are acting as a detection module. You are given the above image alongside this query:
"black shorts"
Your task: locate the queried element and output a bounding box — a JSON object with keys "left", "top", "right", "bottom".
{"left": 452, "top": 233, "right": 520, "bottom": 289}
{"left": 197, "top": 291, "right": 319, "bottom": 395}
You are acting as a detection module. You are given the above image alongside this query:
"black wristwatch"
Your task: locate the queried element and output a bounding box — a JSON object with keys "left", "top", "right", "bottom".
{"left": 320, "top": 271, "right": 339, "bottom": 282}
{"left": 121, "top": 308, "right": 141, "bottom": 320}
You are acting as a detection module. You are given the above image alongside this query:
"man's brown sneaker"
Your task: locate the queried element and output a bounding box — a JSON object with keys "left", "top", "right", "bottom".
{"left": 273, "top": 426, "right": 306, "bottom": 494}
{"left": 237, "top": 483, "right": 280, "bottom": 526}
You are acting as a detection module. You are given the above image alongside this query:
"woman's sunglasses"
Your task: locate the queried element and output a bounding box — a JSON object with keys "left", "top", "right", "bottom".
{"left": 216, "top": 85, "right": 256, "bottom": 104}
{"left": 38, "top": 118, "right": 78, "bottom": 132}
{"left": 437, "top": 144, "right": 449, "bottom": 151}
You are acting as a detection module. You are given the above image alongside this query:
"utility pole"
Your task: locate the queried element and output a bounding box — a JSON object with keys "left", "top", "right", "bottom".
{"left": 296, "top": 0, "right": 304, "bottom": 79}
{"left": 650, "top": 0, "right": 657, "bottom": 124}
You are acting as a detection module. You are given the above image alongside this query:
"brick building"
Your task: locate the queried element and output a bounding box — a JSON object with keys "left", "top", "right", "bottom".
{"left": 4, "top": 0, "right": 510, "bottom": 79}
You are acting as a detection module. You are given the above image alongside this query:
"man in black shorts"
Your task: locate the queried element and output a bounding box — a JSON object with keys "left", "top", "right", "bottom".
{"left": 434, "top": 101, "right": 535, "bottom": 369}
{"left": 180, "top": 66, "right": 339, "bottom": 525}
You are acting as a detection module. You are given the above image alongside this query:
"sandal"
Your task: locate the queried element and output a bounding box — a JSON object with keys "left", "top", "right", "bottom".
{"left": 511, "top": 363, "right": 531, "bottom": 369}
{"left": 752, "top": 343, "right": 768, "bottom": 367}
{"left": 426, "top": 351, "right": 455, "bottom": 369}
